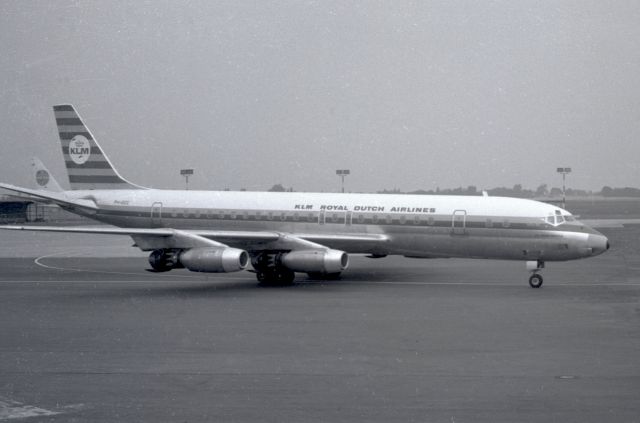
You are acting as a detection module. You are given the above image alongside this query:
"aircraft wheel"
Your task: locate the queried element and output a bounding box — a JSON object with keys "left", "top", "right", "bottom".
{"left": 529, "top": 274, "right": 543, "bottom": 288}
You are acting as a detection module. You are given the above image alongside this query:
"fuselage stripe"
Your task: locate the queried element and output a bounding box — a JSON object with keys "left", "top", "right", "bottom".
{"left": 69, "top": 175, "right": 127, "bottom": 183}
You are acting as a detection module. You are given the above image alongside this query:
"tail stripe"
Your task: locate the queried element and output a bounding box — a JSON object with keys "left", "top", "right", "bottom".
{"left": 64, "top": 161, "right": 113, "bottom": 169}
{"left": 58, "top": 127, "right": 91, "bottom": 134}
{"left": 69, "top": 175, "right": 126, "bottom": 184}
{"left": 66, "top": 168, "right": 120, "bottom": 177}
{"left": 55, "top": 118, "right": 83, "bottom": 125}
{"left": 58, "top": 131, "right": 93, "bottom": 140}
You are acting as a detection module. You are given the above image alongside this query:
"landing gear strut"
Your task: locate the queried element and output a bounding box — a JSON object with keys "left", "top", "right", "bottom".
{"left": 526, "top": 260, "right": 545, "bottom": 288}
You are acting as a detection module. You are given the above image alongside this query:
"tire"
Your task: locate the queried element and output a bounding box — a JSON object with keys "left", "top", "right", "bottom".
{"left": 529, "top": 274, "right": 543, "bottom": 288}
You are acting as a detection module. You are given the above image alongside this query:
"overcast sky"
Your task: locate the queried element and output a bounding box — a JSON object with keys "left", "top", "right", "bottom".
{"left": 1, "top": 1, "right": 639, "bottom": 192}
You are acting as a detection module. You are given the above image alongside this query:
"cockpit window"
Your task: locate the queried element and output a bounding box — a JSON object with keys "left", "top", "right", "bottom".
{"left": 546, "top": 212, "right": 571, "bottom": 226}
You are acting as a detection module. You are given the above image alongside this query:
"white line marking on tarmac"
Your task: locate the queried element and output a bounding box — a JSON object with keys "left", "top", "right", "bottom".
{"left": 0, "top": 396, "right": 60, "bottom": 420}
{"left": 32, "top": 250, "right": 254, "bottom": 281}
{"left": 33, "top": 250, "right": 201, "bottom": 279}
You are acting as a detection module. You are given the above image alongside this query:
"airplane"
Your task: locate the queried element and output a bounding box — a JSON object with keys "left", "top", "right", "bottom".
{"left": 0, "top": 105, "right": 610, "bottom": 288}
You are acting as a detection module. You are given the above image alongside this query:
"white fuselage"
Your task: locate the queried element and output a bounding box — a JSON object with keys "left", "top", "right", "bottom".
{"left": 64, "top": 189, "right": 608, "bottom": 262}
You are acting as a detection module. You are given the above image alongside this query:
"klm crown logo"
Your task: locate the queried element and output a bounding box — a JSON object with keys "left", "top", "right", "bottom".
{"left": 69, "top": 135, "right": 91, "bottom": 165}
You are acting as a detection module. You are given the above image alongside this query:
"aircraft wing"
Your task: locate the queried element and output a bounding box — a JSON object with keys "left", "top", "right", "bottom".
{"left": 0, "top": 224, "right": 389, "bottom": 252}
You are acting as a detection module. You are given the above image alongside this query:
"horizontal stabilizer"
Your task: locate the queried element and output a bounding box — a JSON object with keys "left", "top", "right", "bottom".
{"left": 0, "top": 183, "right": 97, "bottom": 210}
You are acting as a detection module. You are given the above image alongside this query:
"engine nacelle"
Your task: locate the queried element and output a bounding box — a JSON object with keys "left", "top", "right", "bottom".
{"left": 281, "top": 249, "right": 349, "bottom": 274}
{"left": 179, "top": 247, "right": 249, "bottom": 273}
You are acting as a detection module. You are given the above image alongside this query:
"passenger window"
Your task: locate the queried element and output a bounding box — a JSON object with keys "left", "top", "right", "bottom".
{"left": 427, "top": 217, "right": 435, "bottom": 226}
{"left": 414, "top": 215, "right": 420, "bottom": 225}
{"left": 307, "top": 213, "right": 315, "bottom": 222}
{"left": 372, "top": 214, "right": 379, "bottom": 224}
{"left": 358, "top": 214, "right": 365, "bottom": 223}
{"left": 486, "top": 219, "right": 493, "bottom": 228}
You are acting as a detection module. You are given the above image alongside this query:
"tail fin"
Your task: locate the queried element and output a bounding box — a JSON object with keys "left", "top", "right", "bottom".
{"left": 53, "top": 104, "right": 145, "bottom": 190}
{"left": 31, "top": 157, "right": 63, "bottom": 192}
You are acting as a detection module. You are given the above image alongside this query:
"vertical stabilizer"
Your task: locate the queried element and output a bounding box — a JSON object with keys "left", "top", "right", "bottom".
{"left": 53, "top": 104, "right": 145, "bottom": 190}
{"left": 31, "top": 157, "right": 63, "bottom": 192}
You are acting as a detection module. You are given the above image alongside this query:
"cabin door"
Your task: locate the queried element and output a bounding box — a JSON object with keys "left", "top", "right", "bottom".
{"left": 451, "top": 210, "right": 467, "bottom": 235}
{"left": 151, "top": 202, "right": 163, "bottom": 226}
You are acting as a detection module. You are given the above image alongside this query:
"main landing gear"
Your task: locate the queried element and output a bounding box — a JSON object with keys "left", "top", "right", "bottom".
{"left": 526, "top": 260, "right": 545, "bottom": 288}
{"left": 252, "top": 251, "right": 295, "bottom": 286}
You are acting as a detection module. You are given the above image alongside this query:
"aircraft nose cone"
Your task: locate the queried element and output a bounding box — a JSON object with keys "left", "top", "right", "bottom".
{"left": 588, "top": 234, "right": 610, "bottom": 256}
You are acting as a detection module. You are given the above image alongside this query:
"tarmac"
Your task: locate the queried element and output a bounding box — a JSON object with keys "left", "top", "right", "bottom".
{"left": 0, "top": 226, "right": 639, "bottom": 422}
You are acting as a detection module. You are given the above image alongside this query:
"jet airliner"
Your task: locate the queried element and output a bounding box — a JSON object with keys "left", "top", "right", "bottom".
{"left": 0, "top": 105, "right": 609, "bottom": 287}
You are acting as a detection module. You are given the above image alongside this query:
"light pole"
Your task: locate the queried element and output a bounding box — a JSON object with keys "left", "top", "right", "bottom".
{"left": 556, "top": 167, "right": 571, "bottom": 209}
{"left": 180, "top": 169, "right": 194, "bottom": 190}
{"left": 336, "top": 169, "right": 350, "bottom": 193}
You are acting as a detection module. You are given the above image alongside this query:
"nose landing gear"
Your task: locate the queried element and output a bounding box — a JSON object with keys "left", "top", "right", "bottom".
{"left": 526, "top": 260, "right": 545, "bottom": 288}
{"left": 528, "top": 273, "right": 543, "bottom": 288}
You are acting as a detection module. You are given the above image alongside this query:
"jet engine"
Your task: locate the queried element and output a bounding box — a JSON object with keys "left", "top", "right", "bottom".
{"left": 281, "top": 249, "right": 349, "bottom": 274}
{"left": 179, "top": 247, "right": 249, "bottom": 273}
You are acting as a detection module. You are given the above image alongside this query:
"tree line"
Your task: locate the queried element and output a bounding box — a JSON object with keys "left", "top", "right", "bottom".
{"left": 379, "top": 185, "right": 640, "bottom": 198}
{"left": 267, "top": 183, "right": 640, "bottom": 197}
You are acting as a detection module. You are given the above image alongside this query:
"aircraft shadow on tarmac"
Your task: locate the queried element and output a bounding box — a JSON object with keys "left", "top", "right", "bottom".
{"left": 55, "top": 266, "right": 450, "bottom": 300}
